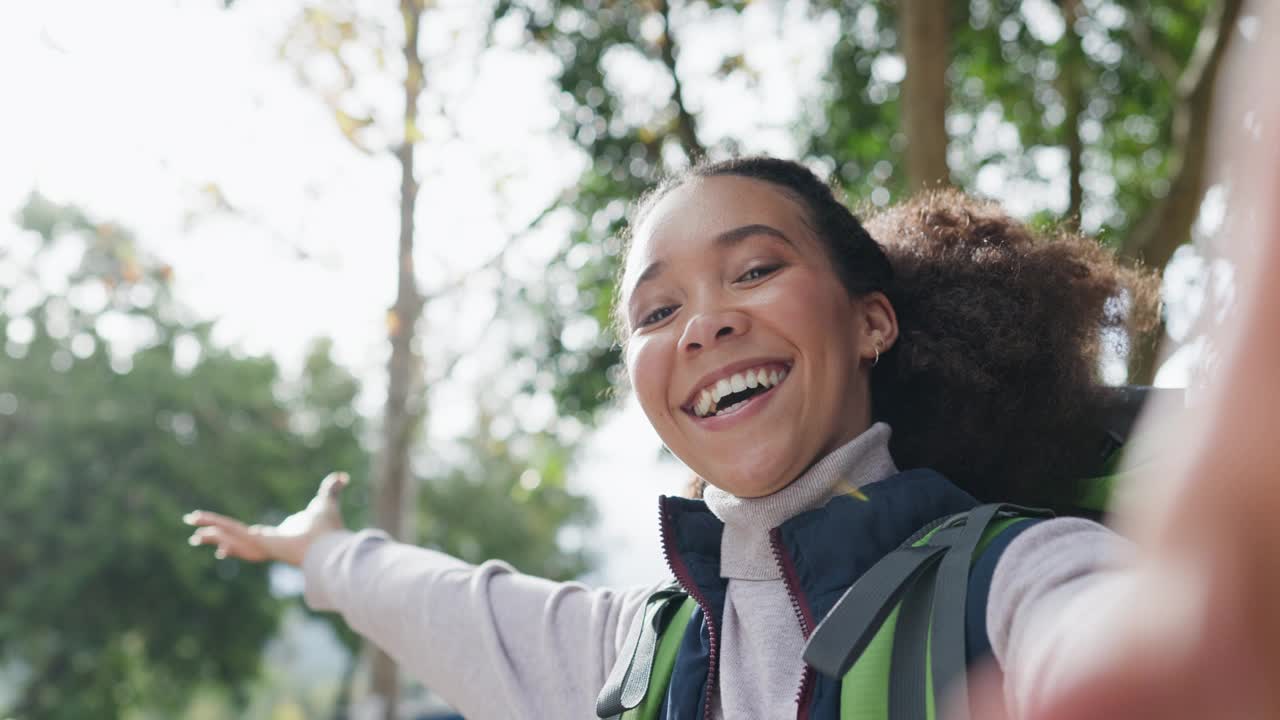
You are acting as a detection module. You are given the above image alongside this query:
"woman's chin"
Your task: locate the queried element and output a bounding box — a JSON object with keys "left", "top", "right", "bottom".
{"left": 701, "top": 466, "right": 794, "bottom": 499}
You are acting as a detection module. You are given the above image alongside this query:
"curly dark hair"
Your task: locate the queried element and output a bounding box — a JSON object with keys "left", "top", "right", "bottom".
{"left": 865, "top": 189, "right": 1160, "bottom": 507}
{"left": 628, "top": 157, "right": 1160, "bottom": 509}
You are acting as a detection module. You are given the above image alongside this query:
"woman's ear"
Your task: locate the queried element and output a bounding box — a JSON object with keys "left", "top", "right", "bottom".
{"left": 859, "top": 291, "right": 899, "bottom": 361}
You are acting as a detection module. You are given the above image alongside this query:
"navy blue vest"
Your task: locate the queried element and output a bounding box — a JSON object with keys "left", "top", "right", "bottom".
{"left": 655, "top": 469, "right": 1040, "bottom": 719}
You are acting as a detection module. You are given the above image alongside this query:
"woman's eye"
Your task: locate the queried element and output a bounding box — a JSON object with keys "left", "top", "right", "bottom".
{"left": 639, "top": 306, "right": 676, "bottom": 327}
{"left": 736, "top": 265, "right": 781, "bottom": 283}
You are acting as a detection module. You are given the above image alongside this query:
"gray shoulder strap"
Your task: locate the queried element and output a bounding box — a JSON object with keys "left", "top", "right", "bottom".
{"left": 596, "top": 583, "right": 686, "bottom": 718}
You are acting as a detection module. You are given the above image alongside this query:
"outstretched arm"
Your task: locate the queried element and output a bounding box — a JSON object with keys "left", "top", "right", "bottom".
{"left": 301, "top": 529, "right": 654, "bottom": 719}
{"left": 186, "top": 475, "right": 654, "bottom": 719}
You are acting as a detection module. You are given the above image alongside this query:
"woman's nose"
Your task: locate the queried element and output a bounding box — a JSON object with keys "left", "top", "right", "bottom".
{"left": 678, "top": 310, "right": 751, "bottom": 353}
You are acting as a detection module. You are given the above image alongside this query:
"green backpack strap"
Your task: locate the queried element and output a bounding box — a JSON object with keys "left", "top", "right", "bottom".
{"left": 596, "top": 583, "right": 694, "bottom": 719}
{"left": 898, "top": 504, "right": 1048, "bottom": 720}
{"left": 804, "top": 504, "right": 1052, "bottom": 720}
{"left": 802, "top": 543, "right": 949, "bottom": 678}
{"left": 620, "top": 596, "right": 695, "bottom": 720}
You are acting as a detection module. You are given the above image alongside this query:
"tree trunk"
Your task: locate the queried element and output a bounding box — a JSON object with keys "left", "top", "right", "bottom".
{"left": 1121, "top": 0, "right": 1242, "bottom": 384}
{"left": 330, "top": 650, "right": 358, "bottom": 720}
{"left": 1061, "top": 0, "right": 1085, "bottom": 230}
{"left": 370, "top": 2, "right": 427, "bottom": 718}
{"left": 898, "top": 0, "right": 952, "bottom": 193}
{"left": 1127, "top": 317, "right": 1168, "bottom": 388}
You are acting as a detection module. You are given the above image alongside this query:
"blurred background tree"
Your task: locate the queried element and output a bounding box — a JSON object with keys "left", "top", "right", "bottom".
{"left": 0, "top": 194, "right": 368, "bottom": 718}
{"left": 0, "top": 193, "right": 591, "bottom": 719}
{"left": 271, "top": 1, "right": 594, "bottom": 715}
{"left": 275, "top": 2, "right": 432, "bottom": 714}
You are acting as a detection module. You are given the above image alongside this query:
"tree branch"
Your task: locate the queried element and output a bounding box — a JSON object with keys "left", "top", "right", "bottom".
{"left": 656, "top": 0, "right": 706, "bottom": 160}
{"left": 1130, "top": 0, "right": 1182, "bottom": 87}
{"left": 1122, "top": 0, "right": 1242, "bottom": 384}
{"left": 1062, "top": 0, "right": 1085, "bottom": 228}
{"left": 1120, "top": 0, "right": 1244, "bottom": 270}
{"left": 419, "top": 196, "right": 564, "bottom": 304}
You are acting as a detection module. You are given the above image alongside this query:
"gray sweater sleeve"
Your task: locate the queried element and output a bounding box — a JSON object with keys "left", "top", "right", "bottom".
{"left": 302, "top": 529, "right": 657, "bottom": 720}
{"left": 986, "top": 517, "right": 1137, "bottom": 718}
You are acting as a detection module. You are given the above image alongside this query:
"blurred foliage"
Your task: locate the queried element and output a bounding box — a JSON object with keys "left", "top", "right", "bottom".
{"left": 0, "top": 193, "right": 591, "bottom": 717}
{"left": 489, "top": 0, "right": 1224, "bottom": 423}
{"left": 809, "top": 0, "right": 1213, "bottom": 238}
{"left": 946, "top": 0, "right": 1209, "bottom": 241}
{"left": 0, "top": 194, "right": 369, "bottom": 719}
{"left": 807, "top": 0, "right": 907, "bottom": 203}
{"left": 418, "top": 409, "right": 594, "bottom": 580}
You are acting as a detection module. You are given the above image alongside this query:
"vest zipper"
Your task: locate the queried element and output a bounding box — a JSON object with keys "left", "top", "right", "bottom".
{"left": 770, "top": 527, "right": 818, "bottom": 720}
{"left": 658, "top": 497, "right": 721, "bottom": 720}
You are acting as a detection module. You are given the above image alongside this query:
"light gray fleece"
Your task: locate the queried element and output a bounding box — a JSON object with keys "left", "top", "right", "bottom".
{"left": 985, "top": 516, "right": 1136, "bottom": 717}
{"left": 699, "top": 422, "right": 900, "bottom": 719}
{"left": 304, "top": 424, "right": 1132, "bottom": 719}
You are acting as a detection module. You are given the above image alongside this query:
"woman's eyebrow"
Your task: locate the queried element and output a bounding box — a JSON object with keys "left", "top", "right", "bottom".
{"left": 628, "top": 260, "right": 666, "bottom": 302}
{"left": 714, "top": 223, "right": 794, "bottom": 250}
{"left": 627, "top": 224, "right": 794, "bottom": 302}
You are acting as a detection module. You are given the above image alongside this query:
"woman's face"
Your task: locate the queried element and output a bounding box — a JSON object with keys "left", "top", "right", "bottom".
{"left": 622, "top": 175, "right": 891, "bottom": 498}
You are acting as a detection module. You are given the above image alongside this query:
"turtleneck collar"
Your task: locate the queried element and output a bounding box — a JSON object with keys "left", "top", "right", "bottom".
{"left": 701, "top": 422, "right": 898, "bottom": 580}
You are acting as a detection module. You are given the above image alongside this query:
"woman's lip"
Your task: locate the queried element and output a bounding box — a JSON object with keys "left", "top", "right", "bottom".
{"left": 685, "top": 373, "right": 785, "bottom": 431}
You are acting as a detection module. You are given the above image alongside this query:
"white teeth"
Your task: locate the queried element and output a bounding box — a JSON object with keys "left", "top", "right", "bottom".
{"left": 692, "top": 365, "right": 790, "bottom": 418}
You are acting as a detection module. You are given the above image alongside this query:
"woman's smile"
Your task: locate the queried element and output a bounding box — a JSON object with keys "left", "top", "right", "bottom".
{"left": 682, "top": 359, "right": 791, "bottom": 418}
{"left": 682, "top": 361, "right": 791, "bottom": 429}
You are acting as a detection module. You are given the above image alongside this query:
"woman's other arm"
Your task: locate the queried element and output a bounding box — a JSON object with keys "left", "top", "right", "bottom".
{"left": 979, "top": 2, "right": 1280, "bottom": 715}
{"left": 984, "top": 517, "right": 1136, "bottom": 717}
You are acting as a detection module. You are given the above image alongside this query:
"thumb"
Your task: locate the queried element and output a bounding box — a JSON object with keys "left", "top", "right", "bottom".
{"left": 319, "top": 471, "right": 350, "bottom": 500}
{"left": 310, "top": 472, "right": 350, "bottom": 521}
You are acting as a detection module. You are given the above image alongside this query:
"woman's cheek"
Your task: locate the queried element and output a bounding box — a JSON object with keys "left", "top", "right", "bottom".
{"left": 626, "top": 335, "right": 671, "bottom": 426}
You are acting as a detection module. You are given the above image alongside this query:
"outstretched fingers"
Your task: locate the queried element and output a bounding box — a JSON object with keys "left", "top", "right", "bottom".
{"left": 183, "top": 510, "right": 269, "bottom": 562}
{"left": 183, "top": 509, "right": 246, "bottom": 532}
{"left": 183, "top": 471, "right": 351, "bottom": 566}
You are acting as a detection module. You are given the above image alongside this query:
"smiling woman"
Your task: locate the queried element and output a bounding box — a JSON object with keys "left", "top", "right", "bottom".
{"left": 188, "top": 157, "right": 1174, "bottom": 720}
{"left": 620, "top": 157, "right": 1157, "bottom": 510}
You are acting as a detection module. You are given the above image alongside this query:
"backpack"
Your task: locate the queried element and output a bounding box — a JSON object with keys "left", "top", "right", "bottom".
{"left": 596, "top": 386, "right": 1169, "bottom": 720}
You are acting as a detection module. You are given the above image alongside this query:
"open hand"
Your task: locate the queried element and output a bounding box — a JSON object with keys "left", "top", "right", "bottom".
{"left": 184, "top": 471, "right": 350, "bottom": 567}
